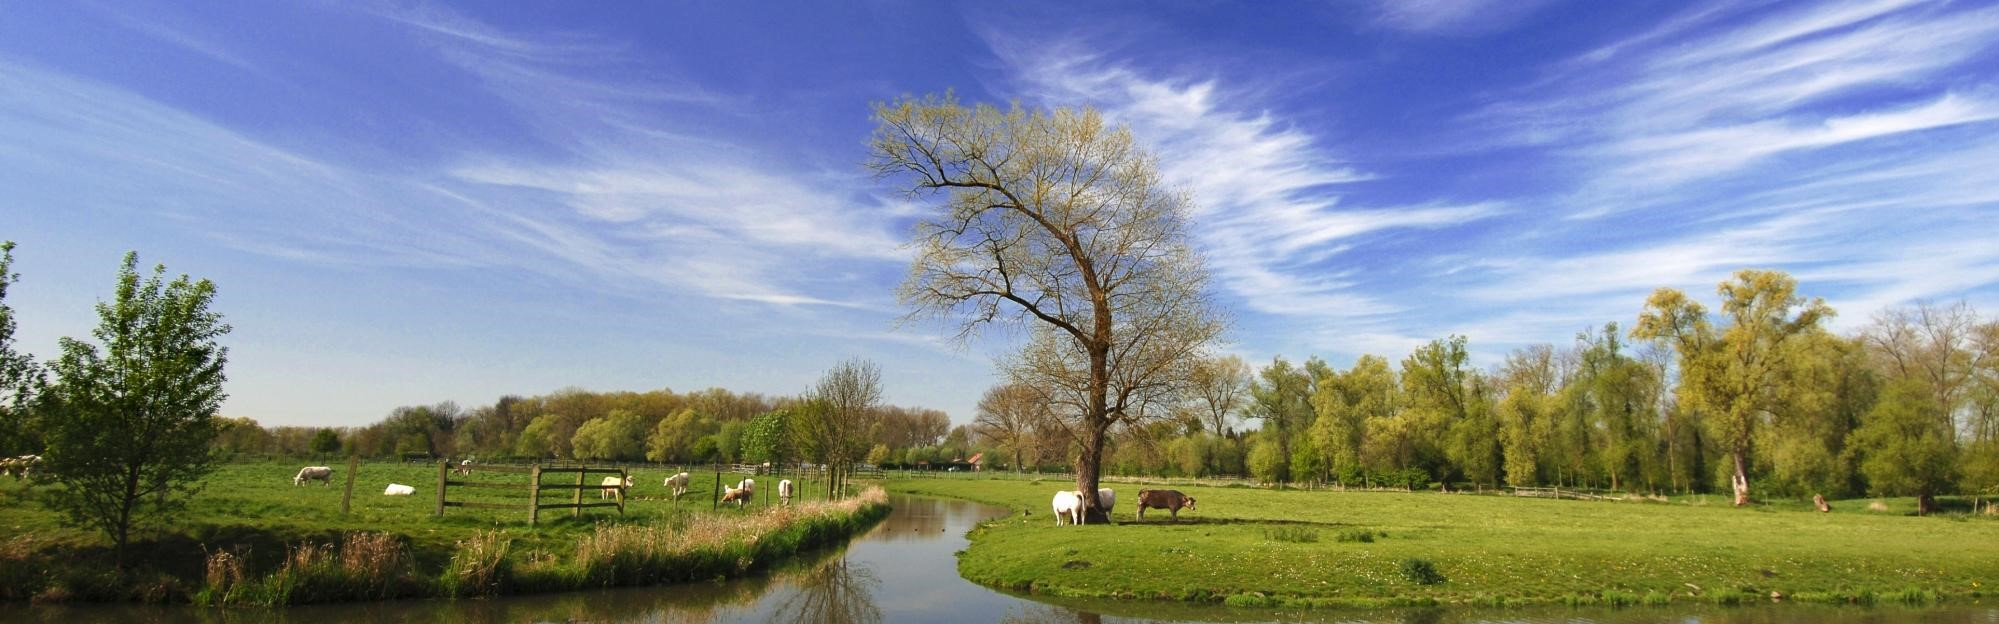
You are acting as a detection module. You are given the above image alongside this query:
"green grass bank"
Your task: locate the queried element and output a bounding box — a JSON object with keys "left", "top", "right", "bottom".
{"left": 0, "top": 461, "right": 887, "bottom": 605}
{"left": 888, "top": 477, "right": 1998, "bottom": 610}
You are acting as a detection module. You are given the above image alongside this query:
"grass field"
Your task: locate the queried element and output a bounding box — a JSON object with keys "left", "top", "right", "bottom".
{"left": 887, "top": 477, "right": 1999, "bottom": 609}
{"left": 0, "top": 460, "right": 880, "bottom": 604}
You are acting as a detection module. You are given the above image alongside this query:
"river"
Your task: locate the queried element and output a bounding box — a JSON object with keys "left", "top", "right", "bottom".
{"left": 4, "top": 494, "right": 1993, "bottom": 623}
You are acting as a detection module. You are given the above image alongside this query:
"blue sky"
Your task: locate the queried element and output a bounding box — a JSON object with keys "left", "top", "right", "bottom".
{"left": 3, "top": 1, "right": 1996, "bottom": 428}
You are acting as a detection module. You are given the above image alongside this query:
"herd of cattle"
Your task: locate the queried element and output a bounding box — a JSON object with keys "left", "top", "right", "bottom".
{"left": 286, "top": 463, "right": 799, "bottom": 506}
{"left": 35, "top": 461, "right": 1195, "bottom": 525}
{"left": 1051, "top": 487, "right": 1197, "bottom": 524}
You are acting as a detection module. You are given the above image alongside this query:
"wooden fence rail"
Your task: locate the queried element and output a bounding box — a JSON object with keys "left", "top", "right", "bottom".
{"left": 432, "top": 461, "right": 629, "bottom": 526}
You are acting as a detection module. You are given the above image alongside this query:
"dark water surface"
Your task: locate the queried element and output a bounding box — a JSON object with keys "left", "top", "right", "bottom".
{"left": 4, "top": 494, "right": 1994, "bottom": 623}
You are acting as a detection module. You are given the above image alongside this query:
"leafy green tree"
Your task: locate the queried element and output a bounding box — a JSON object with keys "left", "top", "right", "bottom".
{"left": 514, "top": 414, "right": 561, "bottom": 459}
{"left": 865, "top": 443, "right": 892, "bottom": 467}
{"left": 742, "top": 409, "right": 795, "bottom": 467}
{"left": 1401, "top": 336, "right": 1497, "bottom": 486}
{"left": 1853, "top": 380, "right": 1958, "bottom": 514}
{"left": 1249, "top": 357, "right": 1312, "bottom": 484}
{"left": 1634, "top": 270, "right": 1833, "bottom": 506}
{"left": 571, "top": 409, "right": 647, "bottom": 461}
{"left": 308, "top": 428, "right": 342, "bottom": 455}
{"left": 38, "top": 252, "right": 230, "bottom": 567}
{"left": 645, "top": 408, "right": 714, "bottom": 463}
{"left": 0, "top": 242, "right": 45, "bottom": 456}
{"left": 1247, "top": 432, "right": 1286, "bottom": 485}
{"left": 1312, "top": 355, "right": 1396, "bottom": 486}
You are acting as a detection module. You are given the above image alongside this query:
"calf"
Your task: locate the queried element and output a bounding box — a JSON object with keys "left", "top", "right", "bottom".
{"left": 664, "top": 472, "right": 691, "bottom": 500}
{"left": 294, "top": 465, "right": 334, "bottom": 486}
{"left": 1051, "top": 490, "right": 1083, "bottom": 526}
{"left": 721, "top": 485, "right": 753, "bottom": 507}
{"left": 600, "top": 475, "right": 633, "bottom": 499}
{"left": 454, "top": 459, "right": 473, "bottom": 476}
{"left": 1135, "top": 489, "right": 1196, "bottom": 522}
{"left": 778, "top": 479, "right": 794, "bottom": 506}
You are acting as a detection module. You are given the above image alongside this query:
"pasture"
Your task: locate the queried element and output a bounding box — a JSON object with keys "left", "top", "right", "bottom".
{"left": 0, "top": 460, "right": 871, "bottom": 604}
{"left": 888, "top": 477, "right": 1999, "bottom": 609}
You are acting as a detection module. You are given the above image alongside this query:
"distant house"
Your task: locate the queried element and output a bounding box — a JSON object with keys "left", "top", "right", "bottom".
{"left": 966, "top": 452, "right": 985, "bottom": 472}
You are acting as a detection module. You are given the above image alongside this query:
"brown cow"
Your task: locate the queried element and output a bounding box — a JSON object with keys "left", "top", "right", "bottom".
{"left": 1135, "top": 489, "right": 1196, "bottom": 522}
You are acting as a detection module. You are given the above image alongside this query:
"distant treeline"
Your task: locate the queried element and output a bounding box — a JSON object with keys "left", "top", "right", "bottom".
{"left": 207, "top": 386, "right": 970, "bottom": 467}
{"left": 1012, "top": 278, "right": 1998, "bottom": 510}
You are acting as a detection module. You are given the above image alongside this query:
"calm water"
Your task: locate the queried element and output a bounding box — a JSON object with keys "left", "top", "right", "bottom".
{"left": 4, "top": 494, "right": 1995, "bottom": 623}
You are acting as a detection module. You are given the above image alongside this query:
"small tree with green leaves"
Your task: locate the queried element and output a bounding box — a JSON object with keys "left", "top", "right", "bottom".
{"left": 308, "top": 428, "right": 342, "bottom": 455}
{"left": 0, "top": 242, "right": 46, "bottom": 456}
{"left": 39, "top": 252, "right": 230, "bottom": 568}
{"left": 742, "top": 409, "right": 795, "bottom": 469}
{"left": 1853, "top": 379, "right": 1958, "bottom": 515}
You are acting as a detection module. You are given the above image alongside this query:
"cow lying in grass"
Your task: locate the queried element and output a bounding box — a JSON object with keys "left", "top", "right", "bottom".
{"left": 1135, "top": 489, "right": 1196, "bottom": 522}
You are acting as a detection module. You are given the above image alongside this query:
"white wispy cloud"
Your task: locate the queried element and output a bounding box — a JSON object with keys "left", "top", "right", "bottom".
{"left": 997, "top": 42, "right": 1503, "bottom": 321}
{"left": 1369, "top": 0, "right": 1558, "bottom": 35}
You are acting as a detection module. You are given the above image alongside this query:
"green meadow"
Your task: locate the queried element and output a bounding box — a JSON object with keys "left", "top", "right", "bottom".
{"left": 887, "top": 477, "right": 1999, "bottom": 609}
{"left": 0, "top": 460, "right": 880, "bottom": 604}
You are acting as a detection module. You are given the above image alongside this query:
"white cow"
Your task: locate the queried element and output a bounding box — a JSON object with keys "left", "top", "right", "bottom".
{"left": 1095, "top": 488, "right": 1116, "bottom": 516}
{"left": 1, "top": 455, "right": 37, "bottom": 479}
{"left": 294, "top": 466, "right": 334, "bottom": 486}
{"left": 778, "top": 479, "right": 794, "bottom": 506}
{"left": 600, "top": 475, "right": 633, "bottom": 499}
{"left": 1051, "top": 490, "right": 1083, "bottom": 526}
{"left": 454, "top": 458, "right": 473, "bottom": 476}
{"left": 383, "top": 483, "right": 415, "bottom": 496}
{"left": 664, "top": 472, "right": 691, "bottom": 500}
{"left": 736, "top": 478, "right": 755, "bottom": 495}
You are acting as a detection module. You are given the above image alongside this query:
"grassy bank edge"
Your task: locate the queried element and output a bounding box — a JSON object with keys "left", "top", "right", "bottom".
{"left": 6, "top": 487, "right": 891, "bottom": 607}
{"left": 883, "top": 480, "right": 1978, "bottom": 612}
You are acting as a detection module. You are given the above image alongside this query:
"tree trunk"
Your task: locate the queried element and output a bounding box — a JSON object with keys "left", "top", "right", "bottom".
{"left": 1730, "top": 449, "right": 1751, "bottom": 506}
{"left": 1917, "top": 492, "right": 1936, "bottom": 516}
{"left": 1076, "top": 424, "right": 1109, "bottom": 524}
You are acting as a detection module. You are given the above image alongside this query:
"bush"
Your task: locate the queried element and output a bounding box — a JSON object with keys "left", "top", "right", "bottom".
{"left": 1399, "top": 557, "right": 1445, "bottom": 585}
{"left": 1334, "top": 528, "right": 1378, "bottom": 543}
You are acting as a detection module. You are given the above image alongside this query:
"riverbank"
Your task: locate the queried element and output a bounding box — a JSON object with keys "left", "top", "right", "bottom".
{"left": 888, "top": 478, "right": 1998, "bottom": 610}
{"left": 0, "top": 461, "right": 887, "bottom": 605}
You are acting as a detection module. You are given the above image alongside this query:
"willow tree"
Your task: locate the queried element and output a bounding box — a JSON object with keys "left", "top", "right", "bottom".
{"left": 870, "top": 94, "right": 1225, "bottom": 522}
{"left": 1633, "top": 270, "right": 1832, "bottom": 506}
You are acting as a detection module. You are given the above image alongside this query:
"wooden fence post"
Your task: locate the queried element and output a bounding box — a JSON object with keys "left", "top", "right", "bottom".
{"left": 340, "top": 455, "right": 358, "bottom": 515}
{"left": 529, "top": 464, "right": 542, "bottom": 527}
{"left": 573, "top": 468, "right": 585, "bottom": 519}
{"left": 712, "top": 469, "right": 721, "bottom": 511}
{"left": 434, "top": 460, "right": 448, "bottom": 517}
{"left": 618, "top": 467, "right": 627, "bottom": 517}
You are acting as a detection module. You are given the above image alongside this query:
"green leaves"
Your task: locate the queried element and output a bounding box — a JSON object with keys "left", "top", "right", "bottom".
{"left": 37, "top": 251, "right": 230, "bottom": 565}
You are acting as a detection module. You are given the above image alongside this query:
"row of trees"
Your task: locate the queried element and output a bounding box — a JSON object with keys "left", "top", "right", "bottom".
{"left": 963, "top": 277, "right": 1999, "bottom": 514}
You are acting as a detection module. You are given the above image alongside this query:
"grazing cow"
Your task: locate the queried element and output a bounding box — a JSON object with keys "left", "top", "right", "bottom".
{"left": 383, "top": 483, "right": 415, "bottom": 496}
{"left": 454, "top": 459, "right": 473, "bottom": 476}
{"left": 1051, "top": 490, "right": 1083, "bottom": 526}
{"left": 1135, "top": 489, "right": 1196, "bottom": 522}
{"left": 664, "top": 472, "right": 691, "bottom": 500}
{"left": 1095, "top": 488, "right": 1115, "bottom": 516}
{"left": 600, "top": 475, "right": 633, "bottom": 499}
{"left": 721, "top": 485, "right": 753, "bottom": 507}
{"left": 778, "top": 479, "right": 794, "bottom": 506}
{"left": 294, "top": 466, "right": 334, "bottom": 486}
{"left": 6, "top": 455, "right": 43, "bottom": 479}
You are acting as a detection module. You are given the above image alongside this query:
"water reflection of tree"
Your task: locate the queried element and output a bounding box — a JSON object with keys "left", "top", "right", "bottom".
{"left": 768, "top": 558, "right": 882, "bottom": 624}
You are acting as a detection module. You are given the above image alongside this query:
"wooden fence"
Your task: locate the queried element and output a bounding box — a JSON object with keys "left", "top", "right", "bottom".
{"left": 433, "top": 461, "right": 628, "bottom": 526}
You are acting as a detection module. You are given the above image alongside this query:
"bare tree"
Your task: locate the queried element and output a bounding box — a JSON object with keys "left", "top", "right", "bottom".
{"left": 809, "top": 358, "right": 883, "bottom": 499}
{"left": 1189, "top": 355, "right": 1250, "bottom": 436}
{"left": 1863, "top": 301, "right": 1978, "bottom": 440}
{"left": 871, "top": 95, "right": 1226, "bottom": 522}
{"left": 974, "top": 383, "right": 1045, "bottom": 472}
